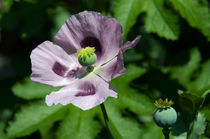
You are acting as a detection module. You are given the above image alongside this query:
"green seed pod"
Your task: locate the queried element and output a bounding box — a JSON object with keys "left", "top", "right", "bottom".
{"left": 78, "top": 53, "right": 96, "bottom": 66}
{"left": 153, "top": 98, "right": 177, "bottom": 128}
{"left": 153, "top": 107, "right": 177, "bottom": 128}
{"left": 76, "top": 47, "right": 97, "bottom": 66}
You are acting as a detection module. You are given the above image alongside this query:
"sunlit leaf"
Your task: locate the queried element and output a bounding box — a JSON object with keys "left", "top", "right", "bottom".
{"left": 144, "top": 0, "right": 180, "bottom": 40}
{"left": 173, "top": 132, "right": 187, "bottom": 139}
{"left": 141, "top": 122, "right": 164, "bottom": 139}
{"left": 57, "top": 106, "right": 99, "bottom": 139}
{"left": 188, "top": 113, "right": 207, "bottom": 139}
{"left": 172, "top": 113, "right": 206, "bottom": 139}
{"left": 106, "top": 100, "right": 143, "bottom": 139}
{"left": 114, "top": 0, "right": 144, "bottom": 39}
{"left": 111, "top": 64, "right": 154, "bottom": 114}
{"left": 7, "top": 100, "right": 66, "bottom": 137}
{"left": 169, "top": 0, "right": 210, "bottom": 41}
{"left": 12, "top": 77, "right": 59, "bottom": 100}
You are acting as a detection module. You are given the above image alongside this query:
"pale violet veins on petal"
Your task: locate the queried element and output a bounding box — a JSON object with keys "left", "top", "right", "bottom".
{"left": 30, "top": 41, "right": 82, "bottom": 87}
{"left": 45, "top": 74, "right": 117, "bottom": 110}
{"left": 96, "top": 36, "right": 141, "bottom": 82}
{"left": 54, "top": 11, "right": 123, "bottom": 65}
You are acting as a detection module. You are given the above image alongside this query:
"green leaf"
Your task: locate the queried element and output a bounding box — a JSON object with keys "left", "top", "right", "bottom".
{"left": 187, "top": 113, "right": 207, "bottom": 139}
{"left": 201, "top": 94, "right": 210, "bottom": 121}
{"left": 50, "top": 6, "right": 71, "bottom": 39}
{"left": 173, "top": 133, "right": 187, "bottom": 139}
{"left": 141, "top": 122, "right": 164, "bottom": 139}
{"left": 0, "top": 0, "right": 13, "bottom": 13}
{"left": 169, "top": 48, "right": 210, "bottom": 94}
{"left": 172, "top": 113, "right": 207, "bottom": 139}
{"left": 7, "top": 100, "right": 66, "bottom": 137}
{"left": 113, "top": 64, "right": 147, "bottom": 84}
{"left": 114, "top": 0, "right": 180, "bottom": 40}
{"left": 124, "top": 49, "right": 144, "bottom": 62}
{"left": 169, "top": 0, "right": 210, "bottom": 41}
{"left": 0, "top": 122, "right": 7, "bottom": 139}
{"left": 204, "top": 121, "right": 210, "bottom": 138}
{"left": 0, "top": 2, "right": 47, "bottom": 40}
{"left": 111, "top": 64, "right": 154, "bottom": 114}
{"left": 114, "top": 0, "right": 144, "bottom": 39}
{"left": 144, "top": 0, "right": 180, "bottom": 40}
{"left": 106, "top": 99, "right": 166, "bottom": 139}
{"left": 57, "top": 106, "right": 100, "bottom": 139}
{"left": 170, "top": 48, "right": 201, "bottom": 86}
{"left": 170, "top": 113, "right": 188, "bottom": 139}
{"left": 189, "top": 60, "right": 210, "bottom": 93}
{"left": 178, "top": 91, "right": 203, "bottom": 121}
{"left": 39, "top": 124, "right": 54, "bottom": 139}
{"left": 12, "top": 77, "right": 60, "bottom": 100}
{"left": 201, "top": 107, "right": 210, "bottom": 121}
{"left": 106, "top": 100, "right": 143, "bottom": 139}
{"left": 0, "top": 0, "right": 13, "bottom": 21}
{"left": 200, "top": 136, "right": 209, "bottom": 139}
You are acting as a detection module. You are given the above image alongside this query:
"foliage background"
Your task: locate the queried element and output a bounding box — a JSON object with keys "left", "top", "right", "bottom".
{"left": 0, "top": 0, "right": 210, "bottom": 138}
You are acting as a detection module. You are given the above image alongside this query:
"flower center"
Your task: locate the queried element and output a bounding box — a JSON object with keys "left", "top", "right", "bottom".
{"left": 76, "top": 47, "right": 97, "bottom": 67}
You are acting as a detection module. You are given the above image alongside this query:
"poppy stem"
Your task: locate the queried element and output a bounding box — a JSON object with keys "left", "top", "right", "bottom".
{"left": 100, "top": 103, "right": 115, "bottom": 139}
{"left": 162, "top": 128, "right": 170, "bottom": 139}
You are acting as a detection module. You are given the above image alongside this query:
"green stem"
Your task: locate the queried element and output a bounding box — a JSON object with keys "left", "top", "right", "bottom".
{"left": 100, "top": 103, "right": 115, "bottom": 139}
{"left": 162, "top": 128, "right": 170, "bottom": 139}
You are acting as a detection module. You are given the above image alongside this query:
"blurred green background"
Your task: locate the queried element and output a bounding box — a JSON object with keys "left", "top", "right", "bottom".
{"left": 1, "top": 0, "right": 210, "bottom": 138}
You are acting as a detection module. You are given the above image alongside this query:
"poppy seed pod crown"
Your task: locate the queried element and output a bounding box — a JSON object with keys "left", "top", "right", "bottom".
{"left": 76, "top": 47, "right": 97, "bottom": 66}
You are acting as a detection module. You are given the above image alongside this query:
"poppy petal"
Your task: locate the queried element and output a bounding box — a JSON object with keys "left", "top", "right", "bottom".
{"left": 96, "top": 36, "right": 141, "bottom": 81}
{"left": 45, "top": 74, "right": 117, "bottom": 110}
{"left": 55, "top": 11, "right": 123, "bottom": 65}
{"left": 30, "top": 41, "right": 81, "bottom": 87}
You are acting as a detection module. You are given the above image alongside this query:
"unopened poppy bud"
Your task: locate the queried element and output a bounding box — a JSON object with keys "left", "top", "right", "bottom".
{"left": 153, "top": 98, "right": 177, "bottom": 128}
{"left": 76, "top": 47, "right": 97, "bottom": 66}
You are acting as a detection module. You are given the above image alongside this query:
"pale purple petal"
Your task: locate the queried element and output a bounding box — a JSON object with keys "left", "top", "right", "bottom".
{"left": 96, "top": 36, "right": 141, "bottom": 81}
{"left": 55, "top": 11, "right": 123, "bottom": 65}
{"left": 121, "top": 36, "right": 141, "bottom": 52}
{"left": 30, "top": 41, "right": 81, "bottom": 87}
{"left": 112, "top": 50, "right": 126, "bottom": 79}
{"left": 45, "top": 74, "right": 117, "bottom": 110}
{"left": 95, "top": 56, "right": 125, "bottom": 82}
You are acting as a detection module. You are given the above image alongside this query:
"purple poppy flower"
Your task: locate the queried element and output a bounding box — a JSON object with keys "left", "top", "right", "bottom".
{"left": 30, "top": 11, "right": 140, "bottom": 110}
